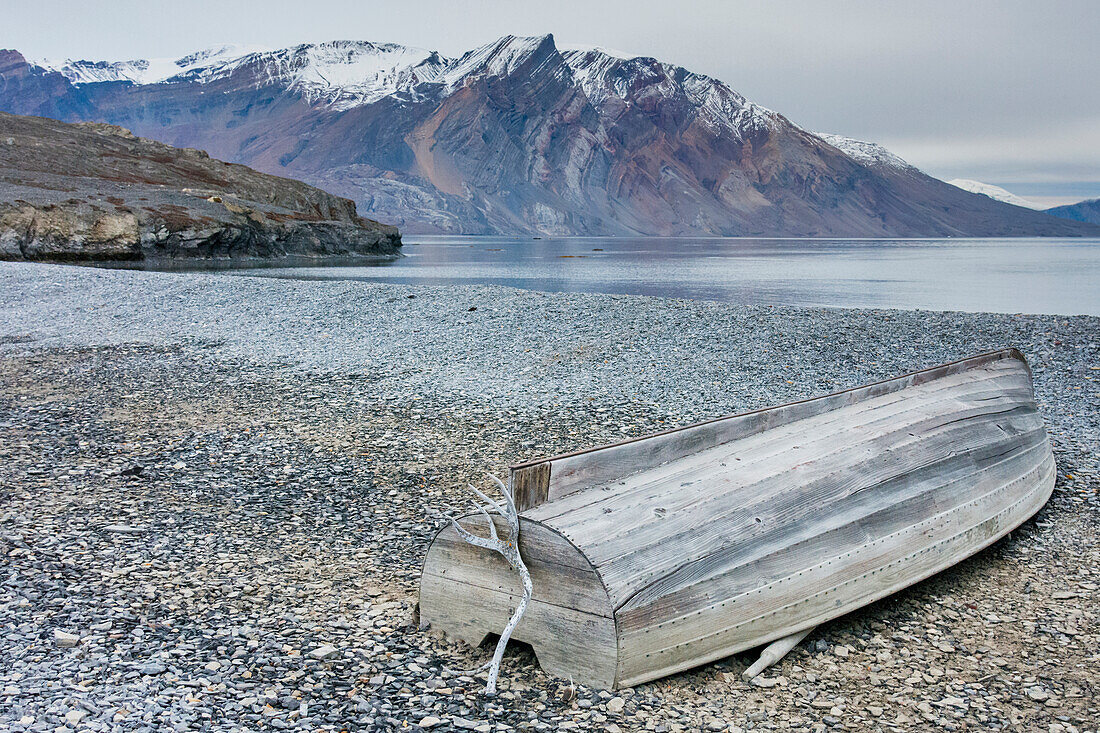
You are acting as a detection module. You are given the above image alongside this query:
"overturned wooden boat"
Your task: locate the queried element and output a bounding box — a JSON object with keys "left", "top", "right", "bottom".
{"left": 419, "top": 349, "right": 1055, "bottom": 689}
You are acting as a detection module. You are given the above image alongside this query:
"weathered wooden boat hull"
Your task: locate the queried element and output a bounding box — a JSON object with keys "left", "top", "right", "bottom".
{"left": 420, "top": 349, "right": 1055, "bottom": 689}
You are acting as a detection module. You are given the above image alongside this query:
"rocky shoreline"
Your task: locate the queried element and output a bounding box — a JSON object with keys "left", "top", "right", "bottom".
{"left": 0, "top": 114, "right": 402, "bottom": 262}
{"left": 0, "top": 263, "right": 1096, "bottom": 732}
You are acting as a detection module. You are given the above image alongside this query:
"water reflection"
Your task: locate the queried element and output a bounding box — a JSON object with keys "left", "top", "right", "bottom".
{"left": 166, "top": 236, "right": 1100, "bottom": 315}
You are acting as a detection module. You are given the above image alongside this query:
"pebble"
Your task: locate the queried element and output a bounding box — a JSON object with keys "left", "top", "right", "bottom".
{"left": 1028, "top": 687, "right": 1051, "bottom": 702}
{"left": 52, "top": 630, "right": 80, "bottom": 648}
{"left": 307, "top": 644, "right": 339, "bottom": 660}
{"left": 102, "top": 523, "right": 145, "bottom": 533}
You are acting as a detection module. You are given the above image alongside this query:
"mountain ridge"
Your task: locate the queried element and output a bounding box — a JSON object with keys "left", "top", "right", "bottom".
{"left": 4, "top": 35, "right": 1097, "bottom": 237}
{"left": 1045, "top": 198, "right": 1100, "bottom": 225}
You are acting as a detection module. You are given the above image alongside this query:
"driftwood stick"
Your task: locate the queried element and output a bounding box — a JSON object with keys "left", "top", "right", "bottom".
{"left": 742, "top": 627, "right": 815, "bottom": 681}
{"left": 448, "top": 473, "right": 532, "bottom": 695}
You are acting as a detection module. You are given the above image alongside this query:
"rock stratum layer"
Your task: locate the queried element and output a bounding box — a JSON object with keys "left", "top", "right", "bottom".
{"left": 2, "top": 36, "right": 1096, "bottom": 237}
{"left": 0, "top": 112, "right": 401, "bottom": 261}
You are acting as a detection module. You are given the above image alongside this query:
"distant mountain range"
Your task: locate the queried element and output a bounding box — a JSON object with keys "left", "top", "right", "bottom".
{"left": 2, "top": 35, "right": 1097, "bottom": 237}
{"left": 944, "top": 179, "right": 1100, "bottom": 226}
{"left": 1044, "top": 198, "right": 1100, "bottom": 225}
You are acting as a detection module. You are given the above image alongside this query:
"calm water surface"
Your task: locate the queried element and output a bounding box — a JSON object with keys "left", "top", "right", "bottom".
{"left": 224, "top": 237, "right": 1100, "bottom": 316}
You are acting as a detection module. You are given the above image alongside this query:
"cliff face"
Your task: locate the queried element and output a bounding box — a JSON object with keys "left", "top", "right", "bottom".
{"left": 0, "top": 112, "right": 400, "bottom": 261}
{"left": 2, "top": 39, "right": 1097, "bottom": 237}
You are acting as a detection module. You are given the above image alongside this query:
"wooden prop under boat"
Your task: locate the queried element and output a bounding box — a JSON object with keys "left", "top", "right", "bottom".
{"left": 419, "top": 349, "right": 1055, "bottom": 689}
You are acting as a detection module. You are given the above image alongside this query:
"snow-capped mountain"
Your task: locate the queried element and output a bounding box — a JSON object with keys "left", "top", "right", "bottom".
{"left": 36, "top": 44, "right": 270, "bottom": 85}
{"left": 273, "top": 42, "right": 448, "bottom": 109}
{"left": 559, "top": 46, "right": 780, "bottom": 138}
{"left": 2, "top": 35, "right": 1094, "bottom": 236}
{"left": 816, "top": 134, "right": 915, "bottom": 171}
{"left": 947, "top": 179, "right": 1041, "bottom": 210}
{"left": 38, "top": 41, "right": 450, "bottom": 110}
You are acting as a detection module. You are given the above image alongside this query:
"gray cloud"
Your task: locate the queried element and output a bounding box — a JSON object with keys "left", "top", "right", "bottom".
{"left": 4, "top": 0, "right": 1096, "bottom": 204}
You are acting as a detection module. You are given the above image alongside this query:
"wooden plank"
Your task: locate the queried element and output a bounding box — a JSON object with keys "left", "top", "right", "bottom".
{"left": 538, "top": 377, "right": 1036, "bottom": 539}
{"left": 423, "top": 524, "right": 611, "bottom": 614}
{"left": 619, "top": 453, "right": 1052, "bottom": 656}
{"left": 514, "top": 350, "right": 1027, "bottom": 506}
{"left": 581, "top": 400, "right": 1044, "bottom": 599}
{"left": 616, "top": 442, "right": 1052, "bottom": 629}
{"left": 430, "top": 514, "right": 597, "bottom": 571}
{"left": 583, "top": 406, "right": 1044, "bottom": 571}
{"left": 614, "top": 434, "right": 1052, "bottom": 623}
{"left": 419, "top": 574, "right": 618, "bottom": 689}
{"left": 616, "top": 456, "right": 1053, "bottom": 685}
{"left": 526, "top": 366, "right": 1031, "bottom": 524}
{"left": 512, "top": 461, "right": 550, "bottom": 512}
{"left": 594, "top": 421, "right": 1044, "bottom": 607}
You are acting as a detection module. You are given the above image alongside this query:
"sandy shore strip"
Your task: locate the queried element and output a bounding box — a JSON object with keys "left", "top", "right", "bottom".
{"left": 0, "top": 262, "right": 1097, "bottom": 732}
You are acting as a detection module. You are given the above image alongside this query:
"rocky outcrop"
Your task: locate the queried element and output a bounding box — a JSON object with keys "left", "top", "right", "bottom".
{"left": 0, "top": 112, "right": 401, "bottom": 261}
{"left": 2, "top": 40, "right": 1097, "bottom": 238}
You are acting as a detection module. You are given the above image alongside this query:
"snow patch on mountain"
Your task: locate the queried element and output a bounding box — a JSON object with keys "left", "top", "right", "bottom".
{"left": 40, "top": 41, "right": 449, "bottom": 110}
{"left": 557, "top": 43, "right": 639, "bottom": 61}
{"left": 816, "top": 133, "right": 914, "bottom": 171}
{"left": 442, "top": 34, "right": 559, "bottom": 89}
{"left": 560, "top": 45, "right": 777, "bottom": 138}
{"left": 947, "top": 179, "right": 1041, "bottom": 210}
{"left": 256, "top": 41, "right": 449, "bottom": 109}
{"left": 558, "top": 47, "right": 632, "bottom": 103}
{"left": 38, "top": 44, "right": 270, "bottom": 85}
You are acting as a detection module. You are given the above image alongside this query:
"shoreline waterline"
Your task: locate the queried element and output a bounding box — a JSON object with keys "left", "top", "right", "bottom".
{"left": 213, "top": 235, "right": 1100, "bottom": 317}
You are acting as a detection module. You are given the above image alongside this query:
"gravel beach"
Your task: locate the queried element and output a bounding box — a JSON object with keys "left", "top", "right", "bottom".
{"left": 0, "top": 262, "right": 1097, "bottom": 732}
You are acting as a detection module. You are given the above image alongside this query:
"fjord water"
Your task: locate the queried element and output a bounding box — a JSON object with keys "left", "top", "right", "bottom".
{"left": 227, "top": 237, "right": 1100, "bottom": 316}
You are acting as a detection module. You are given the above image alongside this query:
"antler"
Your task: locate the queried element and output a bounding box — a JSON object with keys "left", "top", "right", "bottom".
{"left": 448, "top": 472, "right": 532, "bottom": 694}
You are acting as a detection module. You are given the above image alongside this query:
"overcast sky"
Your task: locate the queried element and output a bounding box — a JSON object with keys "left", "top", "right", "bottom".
{"left": 5, "top": 0, "right": 1097, "bottom": 205}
